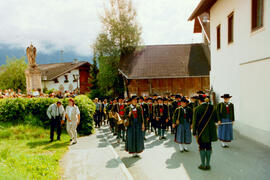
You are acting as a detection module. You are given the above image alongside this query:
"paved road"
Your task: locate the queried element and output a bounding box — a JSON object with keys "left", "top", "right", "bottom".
{"left": 60, "top": 128, "right": 130, "bottom": 180}
{"left": 102, "top": 125, "right": 270, "bottom": 180}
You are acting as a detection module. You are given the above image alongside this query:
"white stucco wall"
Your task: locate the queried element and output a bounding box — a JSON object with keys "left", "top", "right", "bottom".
{"left": 42, "top": 69, "right": 80, "bottom": 92}
{"left": 210, "top": 0, "right": 270, "bottom": 146}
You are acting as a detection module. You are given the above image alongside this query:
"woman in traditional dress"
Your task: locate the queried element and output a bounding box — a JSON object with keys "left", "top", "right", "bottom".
{"left": 125, "top": 96, "right": 145, "bottom": 157}
{"left": 173, "top": 97, "right": 193, "bottom": 152}
{"left": 65, "top": 98, "right": 80, "bottom": 145}
{"left": 217, "top": 94, "right": 235, "bottom": 148}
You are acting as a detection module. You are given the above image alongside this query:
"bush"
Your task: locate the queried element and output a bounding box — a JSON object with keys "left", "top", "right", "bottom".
{"left": 0, "top": 95, "right": 96, "bottom": 135}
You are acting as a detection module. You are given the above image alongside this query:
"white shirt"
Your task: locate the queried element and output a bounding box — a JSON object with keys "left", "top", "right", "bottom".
{"left": 66, "top": 105, "right": 80, "bottom": 121}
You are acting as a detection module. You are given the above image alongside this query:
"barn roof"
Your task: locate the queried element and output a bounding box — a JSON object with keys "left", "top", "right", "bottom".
{"left": 188, "top": 0, "right": 217, "bottom": 21}
{"left": 119, "top": 43, "right": 210, "bottom": 80}
{"left": 38, "top": 61, "right": 90, "bottom": 80}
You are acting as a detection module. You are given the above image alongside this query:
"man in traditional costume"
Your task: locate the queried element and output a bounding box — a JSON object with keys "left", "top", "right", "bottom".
{"left": 216, "top": 94, "right": 235, "bottom": 148}
{"left": 173, "top": 97, "right": 193, "bottom": 152}
{"left": 192, "top": 95, "right": 218, "bottom": 170}
{"left": 125, "top": 96, "right": 145, "bottom": 157}
{"left": 116, "top": 97, "right": 126, "bottom": 143}
{"left": 147, "top": 97, "right": 154, "bottom": 133}
{"left": 139, "top": 96, "right": 149, "bottom": 140}
{"left": 155, "top": 97, "right": 168, "bottom": 140}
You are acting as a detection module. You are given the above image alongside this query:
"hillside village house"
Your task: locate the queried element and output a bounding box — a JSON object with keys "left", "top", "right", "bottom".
{"left": 38, "top": 60, "right": 91, "bottom": 94}
{"left": 189, "top": 0, "right": 270, "bottom": 146}
{"left": 119, "top": 43, "right": 210, "bottom": 97}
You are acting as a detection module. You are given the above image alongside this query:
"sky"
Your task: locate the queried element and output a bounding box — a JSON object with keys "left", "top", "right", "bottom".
{"left": 0, "top": 0, "right": 202, "bottom": 57}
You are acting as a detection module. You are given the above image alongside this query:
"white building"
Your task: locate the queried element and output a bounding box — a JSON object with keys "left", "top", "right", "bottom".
{"left": 38, "top": 60, "right": 91, "bottom": 94}
{"left": 189, "top": 0, "right": 270, "bottom": 147}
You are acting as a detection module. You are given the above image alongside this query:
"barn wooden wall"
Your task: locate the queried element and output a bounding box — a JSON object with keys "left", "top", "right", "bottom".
{"left": 127, "top": 77, "right": 209, "bottom": 97}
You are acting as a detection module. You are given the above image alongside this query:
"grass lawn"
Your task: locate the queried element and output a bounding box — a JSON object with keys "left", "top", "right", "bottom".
{"left": 0, "top": 122, "right": 70, "bottom": 180}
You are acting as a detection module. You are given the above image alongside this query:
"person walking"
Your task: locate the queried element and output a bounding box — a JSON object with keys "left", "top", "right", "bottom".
{"left": 125, "top": 96, "right": 145, "bottom": 157}
{"left": 173, "top": 97, "right": 193, "bottom": 152}
{"left": 47, "top": 101, "right": 65, "bottom": 142}
{"left": 65, "top": 98, "right": 80, "bottom": 145}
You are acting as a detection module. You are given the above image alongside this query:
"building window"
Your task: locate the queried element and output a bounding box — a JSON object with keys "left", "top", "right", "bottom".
{"left": 54, "top": 78, "right": 59, "bottom": 83}
{"left": 73, "top": 75, "right": 77, "bottom": 82}
{"left": 228, "top": 12, "right": 234, "bottom": 44}
{"left": 64, "top": 75, "right": 69, "bottom": 83}
{"left": 217, "top": 24, "right": 221, "bottom": 50}
{"left": 252, "top": 0, "right": 264, "bottom": 31}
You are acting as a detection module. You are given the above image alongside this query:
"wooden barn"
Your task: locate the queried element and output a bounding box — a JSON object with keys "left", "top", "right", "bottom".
{"left": 119, "top": 43, "right": 210, "bottom": 97}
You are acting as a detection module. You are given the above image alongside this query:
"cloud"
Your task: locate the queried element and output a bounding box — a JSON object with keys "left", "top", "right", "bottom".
{"left": 0, "top": 0, "right": 201, "bottom": 56}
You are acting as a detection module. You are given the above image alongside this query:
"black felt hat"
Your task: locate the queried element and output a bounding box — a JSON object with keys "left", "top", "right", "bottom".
{"left": 180, "top": 97, "right": 189, "bottom": 103}
{"left": 138, "top": 96, "right": 144, "bottom": 100}
{"left": 197, "top": 91, "right": 205, "bottom": 94}
{"left": 147, "top": 97, "right": 153, "bottom": 101}
{"left": 198, "top": 95, "right": 206, "bottom": 101}
{"left": 191, "top": 96, "right": 198, "bottom": 99}
{"left": 221, "top": 94, "right": 232, "bottom": 98}
{"left": 131, "top": 95, "right": 138, "bottom": 100}
{"left": 157, "top": 96, "right": 163, "bottom": 100}
{"left": 175, "top": 94, "right": 181, "bottom": 99}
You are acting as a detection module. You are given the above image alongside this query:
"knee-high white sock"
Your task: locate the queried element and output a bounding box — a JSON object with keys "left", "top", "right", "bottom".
{"left": 179, "top": 144, "right": 183, "bottom": 151}
{"left": 184, "top": 144, "right": 188, "bottom": 150}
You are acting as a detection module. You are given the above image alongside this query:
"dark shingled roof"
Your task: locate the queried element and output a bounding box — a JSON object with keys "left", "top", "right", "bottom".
{"left": 119, "top": 43, "right": 210, "bottom": 80}
{"left": 38, "top": 61, "right": 90, "bottom": 80}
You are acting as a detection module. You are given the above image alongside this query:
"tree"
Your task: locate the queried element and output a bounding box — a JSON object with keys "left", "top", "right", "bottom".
{"left": 88, "top": 51, "right": 102, "bottom": 99}
{"left": 93, "top": 0, "right": 142, "bottom": 97}
{"left": 0, "top": 57, "right": 27, "bottom": 92}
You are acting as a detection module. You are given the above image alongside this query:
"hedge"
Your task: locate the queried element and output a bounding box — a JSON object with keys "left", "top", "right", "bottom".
{"left": 0, "top": 95, "right": 96, "bottom": 135}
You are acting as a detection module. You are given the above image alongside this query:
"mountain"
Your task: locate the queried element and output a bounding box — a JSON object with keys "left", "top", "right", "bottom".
{"left": 0, "top": 44, "right": 93, "bottom": 65}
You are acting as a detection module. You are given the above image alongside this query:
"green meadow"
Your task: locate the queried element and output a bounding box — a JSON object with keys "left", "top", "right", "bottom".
{"left": 0, "top": 122, "right": 70, "bottom": 180}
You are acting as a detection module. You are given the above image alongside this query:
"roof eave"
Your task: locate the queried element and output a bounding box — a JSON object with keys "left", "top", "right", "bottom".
{"left": 45, "top": 61, "right": 91, "bottom": 80}
{"left": 122, "top": 75, "right": 210, "bottom": 80}
{"left": 188, "top": 0, "right": 217, "bottom": 21}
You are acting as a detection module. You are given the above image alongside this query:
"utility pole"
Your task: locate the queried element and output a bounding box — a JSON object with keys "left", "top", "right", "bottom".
{"left": 60, "top": 50, "right": 64, "bottom": 63}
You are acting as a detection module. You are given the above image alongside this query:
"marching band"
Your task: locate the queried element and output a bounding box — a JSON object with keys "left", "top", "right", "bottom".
{"left": 94, "top": 91, "right": 235, "bottom": 170}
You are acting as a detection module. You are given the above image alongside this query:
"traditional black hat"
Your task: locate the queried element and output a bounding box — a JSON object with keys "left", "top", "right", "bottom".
{"left": 138, "top": 96, "right": 144, "bottom": 100}
{"left": 163, "top": 97, "right": 168, "bottom": 101}
{"left": 191, "top": 96, "right": 198, "bottom": 99}
{"left": 197, "top": 90, "right": 205, "bottom": 94}
{"left": 198, "top": 95, "right": 205, "bottom": 101}
{"left": 180, "top": 97, "right": 189, "bottom": 103}
{"left": 153, "top": 93, "right": 158, "bottom": 96}
{"left": 131, "top": 95, "right": 137, "bottom": 100}
{"left": 157, "top": 96, "right": 163, "bottom": 100}
{"left": 147, "top": 97, "right": 153, "bottom": 101}
{"left": 175, "top": 94, "right": 181, "bottom": 99}
{"left": 221, "top": 94, "right": 232, "bottom": 98}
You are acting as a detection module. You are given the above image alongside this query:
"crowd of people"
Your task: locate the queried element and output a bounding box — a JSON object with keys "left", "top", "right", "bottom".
{"left": 93, "top": 91, "right": 235, "bottom": 171}
{"left": 0, "top": 88, "right": 79, "bottom": 99}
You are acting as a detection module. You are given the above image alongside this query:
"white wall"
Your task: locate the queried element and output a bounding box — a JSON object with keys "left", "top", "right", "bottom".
{"left": 210, "top": 0, "right": 270, "bottom": 146}
{"left": 42, "top": 69, "right": 80, "bottom": 92}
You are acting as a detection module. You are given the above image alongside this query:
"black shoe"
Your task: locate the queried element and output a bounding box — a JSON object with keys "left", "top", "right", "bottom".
{"left": 49, "top": 139, "right": 53, "bottom": 142}
{"left": 205, "top": 165, "right": 211, "bottom": 170}
{"left": 162, "top": 136, "right": 167, "bottom": 140}
{"left": 57, "top": 138, "right": 61, "bottom": 141}
{"left": 180, "top": 150, "right": 184, "bottom": 153}
{"left": 198, "top": 165, "right": 206, "bottom": 170}
{"left": 184, "top": 149, "right": 189, "bottom": 152}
